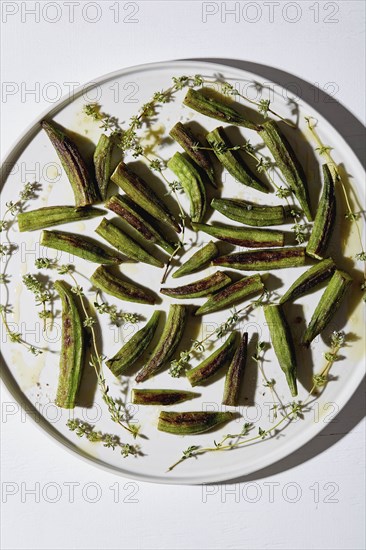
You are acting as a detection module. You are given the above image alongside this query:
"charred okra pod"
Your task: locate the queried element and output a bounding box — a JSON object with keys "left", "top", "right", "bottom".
{"left": 135, "top": 304, "right": 187, "bottom": 382}
{"left": 280, "top": 258, "right": 336, "bottom": 304}
{"left": 306, "top": 164, "right": 336, "bottom": 259}
{"left": 41, "top": 229, "right": 122, "bottom": 264}
{"left": 106, "top": 195, "right": 176, "bottom": 255}
{"left": 302, "top": 270, "right": 352, "bottom": 347}
{"left": 192, "top": 222, "right": 284, "bottom": 248}
{"left": 167, "top": 152, "right": 207, "bottom": 223}
{"left": 169, "top": 122, "right": 217, "bottom": 187}
{"left": 132, "top": 389, "right": 200, "bottom": 406}
{"left": 222, "top": 332, "right": 248, "bottom": 406}
{"left": 158, "top": 410, "right": 236, "bottom": 435}
{"left": 258, "top": 120, "right": 312, "bottom": 220}
{"left": 17, "top": 205, "right": 104, "bottom": 232}
{"left": 41, "top": 120, "right": 100, "bottom": 206}
{"left": 106, "top": 311, "right": 161, "bottom": 376}
{"left": 95, "top": 217, "right": 163, "bottom": 267}
{"left": 54, "top": 280, "right": 85, "bottom": 408}
{"left": 94, "top": 134, "right": 113, "bottom": 199}
{"left": 172, "top": 241, "right": 218, "bottom": 278}
{"left": 186, "top": 332, "right": 237, "bottom": 386}
{"left": 161, "top": 270, "right": 231, "bottom": 299}
{"left": 263, "top": 304, "right": 297, "bottom": 397}
{"left": 206, "top": 127, "right": 268, "bottom": 193}
{"left": 213, "top": 247, "right": 306, "bottom": 271}
{"left": 195, "top": 274, "right": 264, "bottom": 316}
{"left": 211, "top": 198, "right": 287, "bottom": 227}
{"left": 111, "top": 162, "right": 180, "bottom": 233}
{"left": 183, "top": 88, "right": 258, "bottom": 130}
{"left": 90, "top": 265, "right": 157, "bottom": 304}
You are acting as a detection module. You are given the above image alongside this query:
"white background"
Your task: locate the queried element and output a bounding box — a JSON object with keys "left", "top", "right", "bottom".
{"left": 1, "top": 1, "right": 365, "bottom": 549}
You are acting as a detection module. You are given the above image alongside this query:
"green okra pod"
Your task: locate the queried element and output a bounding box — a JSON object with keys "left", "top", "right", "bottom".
{"left": 106, "top": 195, "right": 176, "bottom": 255}
{"left": 106, "top": 311, "right": 161, "bottom": 376}
{"left": 183, "top": 88, "right": 258, "bottom": 130}
{"left": 41, "top": 229, "right": 122, "bottom": 264}
{"left": 186, "top": 332, "right": 237, "bottom": 386}
{"left": 135, "top": 304, "right": 187, "bottom": 382}
{"left": 111, "top": 162, "right": 181, "bottom": 233}
{"left": 280, "top": 258, "right": 336, "bottom": 304}
{"left": 263, "top": 304, "right": 297, "bottom": 397}
{"left": 222, "top": 331, "right": 248, "bottom": 406}
{"left": 192, "top": 222, "right": 284, "bottom": 248}
{"left": 169, "top": 122, "right": 217, "bottom": 187}
{"left": 160, "top": 270, "right": 231, "bottom": 299}
{"left": 167, "top": 152, "right": 207, "bottom": 223}
{"left": 158, "top": 410, "right": 236, "bottom": 435}
{"left": 206, "top": 127, "right": 268, "bottom": 193}
{"left": 90, "top": 265, "right": 157, "bottom": 304}
{"left": 17, "top": 205, "right": 104, "bottom": 232}
{"left": 258, "top": 120, "right": 312, "bottom": 221}
{"left": 41, "top": 120, "right": 101, "bottom": 206}
{"left": 211, "top": 198, "right": 287, "bottom": 227}
{"left": 95, "top": 217, "right": 163, "bottom": 267}
{"left": 302, "top": 270, "right": 352, "bottom": 347}
{"left": 306, "top": 164, "right": 336, "bottom": 259}
{"left": 54, "top": 280, "right": 85, "bottom": 409}
{"left": 172, "top": 241, "right": 218, "bottom": 278}
{"left": 158, "top": 411, "right": 236, "bottom": 435}
{"left": 195, "top": 274, "right": 264, "bottom": 316}
{"left": 131, "top": 389, "right": 200, "bottom": 406}
{"left": 94, "top": 133, "right": 113, "bottom": 199}
{"left": 213, "top": 247, "right": 306, "bottom": 271}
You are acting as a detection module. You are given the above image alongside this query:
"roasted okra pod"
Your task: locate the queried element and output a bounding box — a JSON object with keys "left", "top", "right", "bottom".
{"left": 106, "top": 311, "right": 161, "bottom": 376}
{"left": 158, "top": 410, "right": 236, "bottom": 435}
{"left": 95, "top": 217, "right": 163, "bottom": 267}
{"left": 54, "top": 280, "right": 85, "bottom": 408}
{"left": 169, "top": 122, "right": 217, "bottom": 187}
{"left": 94, "top": 134, "right": 113, "bottom": 199}
{"left": 41, "top": 230, "right": 122, "bottom": 264}
{"left": 41, "top": 120, "right": 100, "bottom": 206}
{"left": 302, "top": 270, "right": 352, "bottom": 347}
{"left": 105, "top": 195, "right": 176, "bottom": 255}
{"left": 172, "top": 241, "right": 218, "bottom": 278}
{"left": 161, "top": 271, "right": 231, "bottom": 299}
{"left": 111, "top": 162, "right": 180, "bottom": 233}
{"left": 90, "top": 265, "right": 157, "bottom": 304}
{"left": 191, "top": 222, "right": 284, "bottom": 248}
{"left": 195, "top": 274, "right": 264, "bottom": 316}
{"left": 132, "top": 389, "right": 200, "bottom": 406}
{"left": 258, "top": 120, "right": 312, "bottom": 221}
{"left": 186, "top": 332, "right": 237, "bottom": 386}
{"left": 206, "top": 126, "right": 268, "bottom": 193}
{"left": 263, "top": 304, "right": 297, "bottom": 397}
{"left": 211, "top": 198, "right": 287, "bottom": 227}
{"left": 222, "top": 332, "right": 248, "bottom": 406}
{"left": 135, "top": 304, "right": 187, "bottom": 382}
{"left": 183, "top": 88, "right": 258, "bottom": 130}
{"left": 280, "top": 258, "right": 336, "bottom": 304}
{"left": 17, "top": 205, "right": 104, "bottom": 232}
{"left": 306, "top": 164, "right": 336, "bottom": 259}
{"left": 167, "top": 152, "right": 207, "bottom": 223}
{"left": 213, "top": 247, "right": 306, "bottom": 271}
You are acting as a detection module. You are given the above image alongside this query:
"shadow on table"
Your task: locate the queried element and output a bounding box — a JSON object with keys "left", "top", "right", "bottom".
{"left": 183, "top": 58, "right": 365, "bottom": 483}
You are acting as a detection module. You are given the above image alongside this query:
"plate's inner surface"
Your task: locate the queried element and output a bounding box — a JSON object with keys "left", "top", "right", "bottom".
{"left": 1, "top": 61, "right": 365, "bottom": 483}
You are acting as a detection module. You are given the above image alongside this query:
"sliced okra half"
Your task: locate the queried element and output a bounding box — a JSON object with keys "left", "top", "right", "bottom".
{"left": 17, "top": 205, "right": 104, "bottom": 232}
{"left": 90, "top": 265, "right": 157, "bottom": 304}
{"left": 135, "top": 304, "right": 187, "bottom": 382}
{"left": 172, "top": 241, "right": 218, "bottom": 279}
{"left": 213, "top": 247, "right": 306, "bottom": 271}
{"left": 93, "top": 133, "right": 113, "bottom": 199}
{"left": 222, "top": 332, "right": 248, "bottom": 406}
{"left": 131, "top": 389, "right": 200, "bottom": 406}
{"left": 158, "top": 410, "right": 236, "bottom": 435}
{"left": 186, "top": 332, "right": 237, "bottom": 386}
{"left": 211, "top": 198, "right": 287, "bottom": 227}
{"left": 280, "top": 258, "right": 336, "bottom": 304}
{"left": 41, "top": 120, "right": 101, "bottom": 206}
{"left": 192, "top": 222, "right": 284, "bottom": 248}
{"left": 106, "top": 311, "right": 161, "bottom": 376}
{"left": 161, "top": 271, "right": 231, "bottom": 299}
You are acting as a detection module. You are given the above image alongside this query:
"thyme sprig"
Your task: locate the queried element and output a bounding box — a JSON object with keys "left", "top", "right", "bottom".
{"left": 67, "top": 419, "right": 140, "bottom": 457}
{"left": 22, "top": 274, "right": 53, "bottom": 331}
{"left": 168, "top": 331, "right": 346, "bottom": 472}
{"left": 94, "top": 293, "right": 140, "bottom": 326}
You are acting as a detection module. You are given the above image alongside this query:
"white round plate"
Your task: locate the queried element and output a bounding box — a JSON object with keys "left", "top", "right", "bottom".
{"left": 1, "top": 60, "right": 365, "bottom": 484}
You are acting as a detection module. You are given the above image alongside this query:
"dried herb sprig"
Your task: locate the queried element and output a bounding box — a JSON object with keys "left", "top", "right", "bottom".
{"left": 67, "top": 419, "right": 140, "bottom": 457}
{"left": 22, "top": 274, "right": 53, "bottom": 331}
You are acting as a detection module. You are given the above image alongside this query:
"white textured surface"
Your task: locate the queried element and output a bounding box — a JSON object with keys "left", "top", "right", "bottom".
{"left": 1, "top": 1, "right": 365, "bottom": 549}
